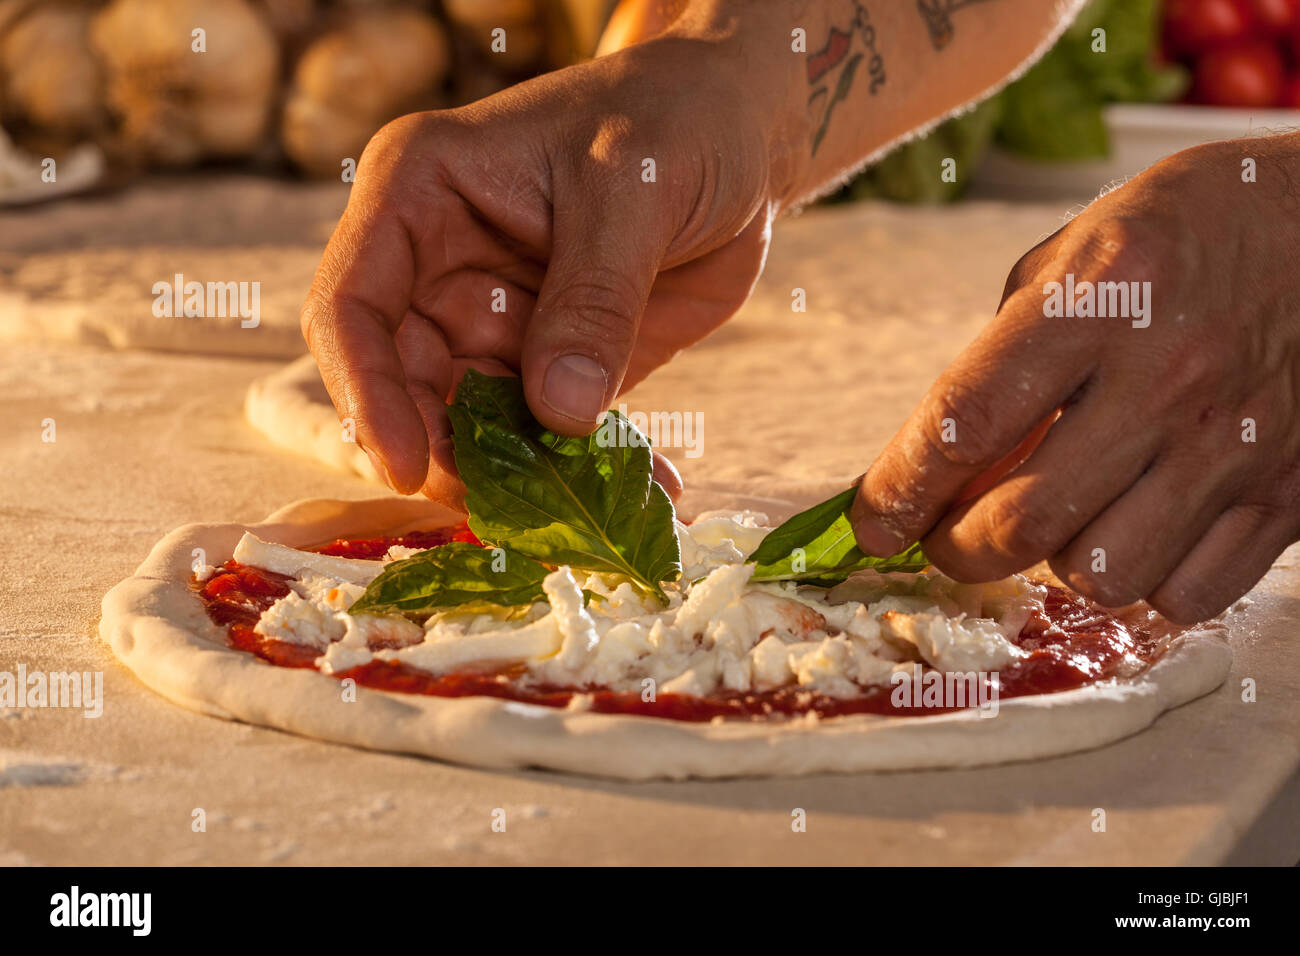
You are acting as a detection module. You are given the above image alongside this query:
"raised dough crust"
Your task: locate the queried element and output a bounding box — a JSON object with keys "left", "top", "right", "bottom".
{"left": 99, "top": 495, "right": 1233, "bottom": 781}
{"left": 244, "top": 355, "right": 380, "bottom": 482}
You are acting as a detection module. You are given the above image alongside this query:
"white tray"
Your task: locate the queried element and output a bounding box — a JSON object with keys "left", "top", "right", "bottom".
{"left": 973, "top": 102, "right": 1300, "bottom": 201}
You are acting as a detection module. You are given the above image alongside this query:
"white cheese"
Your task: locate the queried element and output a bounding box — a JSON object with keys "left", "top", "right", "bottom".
{"left": 379, "top": 616, "right": 563, "bottom": 673}
{"left": 384, "top": 545, "right": 424, "bottom": 562}
{"left": 677, "top": 511, "right": 769, "bottom": 579}
{"left": 318, "top": 640, "right": 373, "bottom": 676}
{"left": 750, "top": 634, "right": 794, "bottom": 689}
{"left": 241, "top": 513, "right": 1048, "bottom": 701}
{"left": 544, "top": 568, "right": 602, "bottom": 671}
{"left": 255, "top": 590, "right": 344, "bottom": 650}
{"left": 878, "top": 610, "right": 1028, "bottom": 672}
{"left": 233, "top": 532, "right": 385, "bottom": 586}
{"left": 296, "top": 572, "right": 365, "bottom": 611}
{"left": 674, "top": 562, "right": 754, "bottom": 638}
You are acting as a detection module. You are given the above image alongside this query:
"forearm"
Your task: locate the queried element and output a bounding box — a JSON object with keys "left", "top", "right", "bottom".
{"left": 650, "top": 0, "right": 1086, "bottom": 207}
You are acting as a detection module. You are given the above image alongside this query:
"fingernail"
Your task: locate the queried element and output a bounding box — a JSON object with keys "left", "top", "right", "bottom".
{"left": 651, "top": 453, "right": 684, "bottom": 500}
{"left": 362, "top": 447, "right": 395, "bottom": 489}
{"left": 849, "top": 494, "right": 906, "bottom": 557}
{"left": 854, "top": 521, "right": 907, "bottom": 557}
{"left": 542, "top": 354, "right": 608, "bottom": 423}
{"left": 429, "top": 436, "right": 458, "bottom": 477}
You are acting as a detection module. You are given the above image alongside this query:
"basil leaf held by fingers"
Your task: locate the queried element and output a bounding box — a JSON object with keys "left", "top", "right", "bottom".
{"left": 448, "top": 370, "right": 681, "bottom": 601}
{"left": 349, "top": 542, "right": 549, "bottom": 618}
{"left": 748, "top": 487, "right": 930, "bottom": 585}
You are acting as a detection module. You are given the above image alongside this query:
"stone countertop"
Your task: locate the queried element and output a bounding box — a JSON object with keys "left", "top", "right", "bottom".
{"left": 1, "top": 180, "right": 1296, "bottom": 865}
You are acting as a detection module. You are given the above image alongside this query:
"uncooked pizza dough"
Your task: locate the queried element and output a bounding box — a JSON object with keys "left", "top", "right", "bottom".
{"left": 244, "top": 354, "right": 379, "bottom": 481}
{"left": 99, "top": 494, "right": 1233, "bottom": 781}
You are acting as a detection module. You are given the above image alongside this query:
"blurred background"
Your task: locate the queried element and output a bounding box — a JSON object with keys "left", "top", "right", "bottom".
{"left": 2, "top": 0, "right": 1300, "bottom": 207}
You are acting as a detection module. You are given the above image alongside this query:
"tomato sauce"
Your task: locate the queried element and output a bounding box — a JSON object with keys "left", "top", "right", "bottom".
{"left": 196, "top": 523, "right": 1164, "bottom": 721}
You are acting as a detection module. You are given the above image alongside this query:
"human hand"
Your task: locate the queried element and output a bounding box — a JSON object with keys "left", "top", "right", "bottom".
{"left": 301, "top": 35, "right": 781, "bottom": 505}
{"left": 852, "top": 135, "right": 1300, "bottom": 623}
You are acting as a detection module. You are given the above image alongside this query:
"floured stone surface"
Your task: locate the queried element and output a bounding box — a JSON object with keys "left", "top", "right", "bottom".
{"left": 1, "top": 184, "right": 1297, "bottom": 864}
{"left": 0, "top": 175, "right": 348, "bottom": 357}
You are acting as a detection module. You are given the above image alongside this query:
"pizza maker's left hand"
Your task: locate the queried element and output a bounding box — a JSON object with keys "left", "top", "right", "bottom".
{"left": 852, "top": 135, "right": 1300, "bottom": 624}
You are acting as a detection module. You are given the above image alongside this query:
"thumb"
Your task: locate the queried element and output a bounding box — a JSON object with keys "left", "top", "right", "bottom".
{"left": 522, "top": 196, "right": 664, "bottom": 435}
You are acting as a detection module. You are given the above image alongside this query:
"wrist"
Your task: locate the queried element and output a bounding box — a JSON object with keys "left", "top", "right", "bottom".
{"left": 657, "top": 1, "right": 812, "bottom": 208}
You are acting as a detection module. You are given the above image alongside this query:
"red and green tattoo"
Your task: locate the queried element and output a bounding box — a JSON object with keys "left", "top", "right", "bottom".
{"left": 806, "top": 1, "right": 886, "bottom": 155}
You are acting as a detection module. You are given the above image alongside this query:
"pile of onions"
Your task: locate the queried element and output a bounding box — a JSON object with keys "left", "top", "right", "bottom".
{"left": 0, "top": 0, "right": 106, "bottom": 140}
{"left": 283, "top": 5, "right": 450, "bottom": 177}
{"left": 0, "top": 0, "right": 610, "bottom": 178}
{"left": 91, "top": 0, "right": 280, "bottom": 166}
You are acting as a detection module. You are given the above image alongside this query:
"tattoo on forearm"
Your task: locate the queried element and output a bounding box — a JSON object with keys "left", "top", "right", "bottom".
{"left": 917, "top": 0, "right": 995, "bottom": 50}
{"left": 806, "top": 2, "right": 886, "bottom": 156}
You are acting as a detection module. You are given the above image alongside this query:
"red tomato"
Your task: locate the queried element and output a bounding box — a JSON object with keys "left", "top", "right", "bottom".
{"left": 1193, "top": 40, "right": 1286, "bottom": 105}
{"left": 1249, "top": 0, "right": 1300, "bottom": 32}
{"left": 1164, "top": 0, "right": 1257, "bottom": 56}
{"left": 1280, "top": 72, "right": 1300, "bottom": 105}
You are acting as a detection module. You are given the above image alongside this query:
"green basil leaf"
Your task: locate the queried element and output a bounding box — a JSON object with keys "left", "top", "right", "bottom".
{"left": 449, "top": 370, "right": 680, "bottom": 601}
{"left": 349, "top": 542, "right": 549, "bottom": 618}
{"left": 748, "top": 487, "right": 930, "bottom": 585}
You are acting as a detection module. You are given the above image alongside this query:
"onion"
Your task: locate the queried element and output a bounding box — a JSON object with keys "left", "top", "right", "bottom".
{"left": 443, "top": 0, "right": 542, "bottom": 71}
{"left": 254, "top": 0, "right": 317, "bottom": 48}
{"left": 0, "top": 0, "right": 106, "bottom": 137}
{"left": 91, "top": 0, "right": 279, "bottom": 166}
{"left": 443, "top": 0, "right": 538, "bottom": 28}
{"left": 282, "top": 5, "right": 450, "bottom": 178}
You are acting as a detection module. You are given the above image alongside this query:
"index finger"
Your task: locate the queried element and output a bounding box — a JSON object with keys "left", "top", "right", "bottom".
{"left": 301, "top": 192, "right": 429, "bottom": 494}
{"left": 850, "top": 291, "right": 1095, "bottom": 556}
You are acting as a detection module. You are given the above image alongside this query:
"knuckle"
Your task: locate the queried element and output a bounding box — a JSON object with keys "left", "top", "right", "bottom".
{"left": 581, "top": 113, "right": 641, "bottom": 172}
{"left": 924, "top": 525, "right": 1030, "bottom": 583}
{"left": 1049, "top": 552, "right": 1140, "bottom": 608}
{"left": 1001, "top": 231, "right": 1060, "bottom": 305}
{"left": 1148, "top": 346, "right": 1227, "bottom": 412}
{"left": 1075, "top": 215, "right": 1179, "bottom": 284}
{"left": 363, "top": 112, "right": 425, "bottom": 159}
{"left": 1264, "top": 459, "right": 1300, "bottom": 518}
{"left": 983, "top": 495, "right": 1066, "bottom": 561}
{"left": 560, "top": 110, "right": 657, "bottom": 196}
{"left": 299, "top": 287, "right": 350, "bottom": 351}
{"left": 1146, "top": 586, "right": 1213, "bottom": 625}
{"left": 358, "top": 120, "right": 411, "bottom": 176}
{"left": 299, "top": 291, "right": 340, "bottom": 354}
{"left": 1084, "top": 573, "right": 1141, "bottom": 609}
{"left": 859, "top": 470, "right": 932, "bottom": 537}
{"left": 922, "top": 551, "right": 985, "bottom": 585}
{"left": 544, "top": 268, "right": 641, "bottom": 344}
{"left": 357, "top": 112, "right": 449, "bottom": 190}
{"left": 926, "top": 383, "right": 1011, "bottom": 466}
{"left": 917, "top": 532, "right": 983, "bottom": 583}
{"left": 1001, "top": 258, "right": 1035, "bottom": 306}
{"left": 299, "top": 294, "right": 321, "bottom": 344}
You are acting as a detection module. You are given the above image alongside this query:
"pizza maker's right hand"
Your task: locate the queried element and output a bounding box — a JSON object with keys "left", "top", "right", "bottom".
{"left": 300, "top": 35, "right": 782, "bottom": 507}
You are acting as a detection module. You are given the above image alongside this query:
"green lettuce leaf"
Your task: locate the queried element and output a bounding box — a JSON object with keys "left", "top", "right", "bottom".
{"left": 840, "top": 95, "right": 1004, "bottom": 203}
{"left": 748, "top": 487, "right": 930, "bottom": 585}
{"left": 448, "top": 370, "right": 680, "bottom": 601}
{"left": 349, "top": 542, "right": 549, "bottom": 618}
{"left": 997, "top": 0, "right": 1187, "bottom": 161}
{"left": 843, "top": 0, "right": 1189, "bottom": 197}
